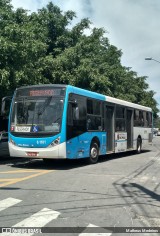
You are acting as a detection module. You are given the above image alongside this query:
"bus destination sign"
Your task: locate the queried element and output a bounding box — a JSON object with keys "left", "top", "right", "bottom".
{"left": 30, "top": 89, "right": 55, "bottom": 96}
{"left": 16, "top": 87, "right": 66, "bottom": 97}
{"left": 29, "top": 89, "right": 55, "bottom": 96}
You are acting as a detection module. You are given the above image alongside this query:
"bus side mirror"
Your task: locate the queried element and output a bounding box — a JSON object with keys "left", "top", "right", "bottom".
{"left": 0, "top": 132, "right": 8, "bottom": 142}
{"left": 1, "top": 96, "right": 12, "bottom": 116}
{"left": 1, "top": 99, "right": 5, "bottom": 115}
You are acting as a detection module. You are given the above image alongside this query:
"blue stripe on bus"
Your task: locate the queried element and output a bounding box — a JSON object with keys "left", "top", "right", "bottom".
{"left": 9, "top": 133, "right": 61, "bottom": 148}
{"left": 115, "top": 140, "right": 127, "bottom": 142}
{"left": 66, "top": 132, "right": 106, "bottom": 159}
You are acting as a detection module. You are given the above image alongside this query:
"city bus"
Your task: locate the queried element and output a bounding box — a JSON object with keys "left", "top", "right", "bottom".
{"left": 8, "top": 84, "right": 153, "bottom": 164}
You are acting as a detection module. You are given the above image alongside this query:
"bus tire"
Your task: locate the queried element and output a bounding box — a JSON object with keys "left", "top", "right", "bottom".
{"left": 88, "top": 142, "right": 99, "bottom": 164}
{"left": 136, "top": 138, "right": 142, "bottom": 154}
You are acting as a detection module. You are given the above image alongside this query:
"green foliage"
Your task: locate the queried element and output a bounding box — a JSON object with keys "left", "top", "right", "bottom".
{"left": 0, "top": 0, "right": 159, "bottom": 116}
{"left": 154, "top": 117, "right": 160, "bottom": 128}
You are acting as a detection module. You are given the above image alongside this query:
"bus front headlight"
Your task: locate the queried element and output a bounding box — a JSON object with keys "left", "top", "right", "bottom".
{"left": 48, "top": 137, "right": 60, "bottom": 148}
{"left": 10, "top": 138, "right": 17, "bottom": 146}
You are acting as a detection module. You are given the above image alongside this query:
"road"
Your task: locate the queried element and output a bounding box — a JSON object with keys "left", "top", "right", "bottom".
{"left": 0, "top": 137, "right": 160, "bottom": 236}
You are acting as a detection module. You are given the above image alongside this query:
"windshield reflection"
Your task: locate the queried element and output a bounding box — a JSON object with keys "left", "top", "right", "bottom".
{"left": 11, "top": 97, "right": 64, "bottom": 134}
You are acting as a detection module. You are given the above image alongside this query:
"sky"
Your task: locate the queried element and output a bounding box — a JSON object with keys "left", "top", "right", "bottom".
{"left": 11, "top": 0, "right": 160, "bottom": 114}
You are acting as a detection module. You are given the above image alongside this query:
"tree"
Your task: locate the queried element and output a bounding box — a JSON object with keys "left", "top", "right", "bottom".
{"left": 0, "top": 0, "right": 159, "bottom": 116}
{"left": 154, "top": 116, "right": 160, "bottom": 128}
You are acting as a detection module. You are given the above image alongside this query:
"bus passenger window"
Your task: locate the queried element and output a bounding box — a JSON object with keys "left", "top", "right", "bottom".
{"left": 139, "top": 111, "right": 144, "bottom": 127}
{"left": 143, "top": 111, "right": 148, "bottom": 127}
{"left": 67, "top": 103, "right": 73, "bottom": 126}
{"left": 116, "top": 120, "right": 125, "bottom": 132}
{"left": 115, "top": 106, "right": 125, "bottom": 131}
{"left": 148, "top": 112, "right": 152, "bottom": 127}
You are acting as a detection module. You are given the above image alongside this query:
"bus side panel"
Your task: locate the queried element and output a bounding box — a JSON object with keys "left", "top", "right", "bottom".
{"left": 133, "top": 127, "right": 152, "bottom": 149}
{"left": 66, "top": 132, "right": 106, "bottom": 159}
{"left": 115, "top": 132, "right": 127, "bottom": 153}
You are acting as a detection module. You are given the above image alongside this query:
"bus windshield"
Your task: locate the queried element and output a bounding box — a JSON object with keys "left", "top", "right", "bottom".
{"left": 11, "top": 96, "right": 64, "bottom": 136}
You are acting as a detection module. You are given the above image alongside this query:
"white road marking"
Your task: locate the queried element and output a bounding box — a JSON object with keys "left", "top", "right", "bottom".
{"left": 2, "top": 208, "right": 60, "bottom": 236}
{"left": 0, "top": 198, "right": 112, "bottom": 236}
{"left": 79, "top": 224, "right": 112, "bottom": 236}
{"left": 0, "top": 198, "right": 22, "bottom": 212}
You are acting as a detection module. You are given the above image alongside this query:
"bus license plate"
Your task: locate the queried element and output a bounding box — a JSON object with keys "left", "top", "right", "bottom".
{"left": 27, "top": 152, "right": 38, "bottom": 157}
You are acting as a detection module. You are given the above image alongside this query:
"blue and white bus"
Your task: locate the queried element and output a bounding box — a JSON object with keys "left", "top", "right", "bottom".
{"left": 8, "top": 84, "right": 153, "bottom": 164}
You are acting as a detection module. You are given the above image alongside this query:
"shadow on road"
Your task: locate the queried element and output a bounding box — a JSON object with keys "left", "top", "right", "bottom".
{"left": 130, "top": 183, "right": 160, "bottom": 202}
{"left": 0, "top": 149, "right": 151, "bottom": 171}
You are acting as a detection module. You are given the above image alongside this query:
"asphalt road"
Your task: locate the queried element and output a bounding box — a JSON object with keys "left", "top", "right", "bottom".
{"left": 0, "top": 137, "right": 160, "bottom": 236}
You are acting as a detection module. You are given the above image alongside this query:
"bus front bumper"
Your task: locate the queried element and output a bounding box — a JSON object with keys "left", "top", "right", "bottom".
{"left": 9, "top": 142, "right": 66, "bottom": 159}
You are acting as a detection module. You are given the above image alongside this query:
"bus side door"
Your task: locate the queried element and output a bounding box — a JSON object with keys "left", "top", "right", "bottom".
{"left": 66, "top": 95, "right": 88, "bottom": 159}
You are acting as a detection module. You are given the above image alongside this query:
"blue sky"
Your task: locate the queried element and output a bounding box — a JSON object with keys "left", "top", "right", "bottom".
{"left": 11, "top": 0, "right": 160, "bottom": 114}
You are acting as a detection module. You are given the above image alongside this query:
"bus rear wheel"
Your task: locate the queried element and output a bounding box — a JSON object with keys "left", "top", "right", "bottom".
{"left": 136, "top": 138, "right": 142, "bottom": 154}
{"left": 88, "top": 142, "right": 99, "bottom": 164}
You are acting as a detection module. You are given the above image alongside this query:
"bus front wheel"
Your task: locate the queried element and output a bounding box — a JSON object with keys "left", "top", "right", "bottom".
{"left": 88, "top": 142, "right": 99, "bottom": 164}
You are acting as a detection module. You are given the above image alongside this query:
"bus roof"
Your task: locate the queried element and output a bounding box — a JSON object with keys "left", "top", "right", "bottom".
{"left": 15, "top": 84, "right": 152, "bottom": 112}
{"left": 67, "top": 85, "right": 152, "bottom": 112}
